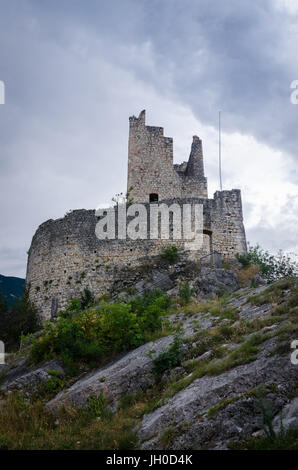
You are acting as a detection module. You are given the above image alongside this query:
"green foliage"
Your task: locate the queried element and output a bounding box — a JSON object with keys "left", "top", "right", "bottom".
{"left": 161, "top": 245, "right": 179, "bottom": 263}
{"left": 30, "top": 291, "right": 170, "bottom": 370}
{"left": 42, "top": 374, "right": 65, "bottom": 395}
{"left": 248, "top": 276, "right": 296, "bottom": 307}
{"left": 0, "top": 391, "right": 138, "bottom": 450}
{"left": 130, "top": 290, "right": 171, "bottom": 332}
{"left": 208, "top": 396, "right": 240, "bottom": 418}
{"left": 153, "top": 335, "right": 183, "bottom": 377}
{"left": 80, "top": 288, "right": 95, "bottom": 309}
{"left": 237, "top": 244, "right": 297, "bottom": 282}
{"left": 119, "top": 394, "right": 136, "bottom": 410}
{"left": 0, "top": 292, "right": 8, "bottom": 314}
{"left": 87, "top": 392, "right": 108, "bottom": 417}
{"left": 68, "top": 298, "right": 81, "bottom": 312}
{"left": 179, "top": 282, "right": 194, "bottom": 305}
{"left": 0, "top": 288, "right": 40, "bottom": 350}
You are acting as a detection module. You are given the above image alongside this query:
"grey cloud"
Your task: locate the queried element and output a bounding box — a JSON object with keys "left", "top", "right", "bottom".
{"left": 0, "top": 0, "right": 297, "bottom": 276}
{"left": 13, "top": 0, "right": 298, "bottom": 159}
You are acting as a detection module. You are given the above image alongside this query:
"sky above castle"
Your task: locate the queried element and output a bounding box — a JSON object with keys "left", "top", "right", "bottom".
{"left": 0, "top": 0, "right": 297, "bottom": 277}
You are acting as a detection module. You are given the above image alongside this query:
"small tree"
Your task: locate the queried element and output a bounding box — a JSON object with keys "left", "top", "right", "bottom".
{"left": 237, "top": 244, "right": 297, "bottom": 283}
{"left": 0, "top": 288, "right": 40, "bottom": 350}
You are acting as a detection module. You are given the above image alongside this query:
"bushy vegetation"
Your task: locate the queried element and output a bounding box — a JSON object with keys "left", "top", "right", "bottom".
{"left": 178, "top": 282, "right": 194, "bottom": 305}
{"left": 29, "top": 290, "right": 171, "bottom": 371}
{"left": 161, "top": 245, "right": 179, "bottom": 263}
{"left": 237, "top": 244, "right": 297, "bottom": 283}
{"left": 247, "top": 276, "right": 297, "bottom": 308}
{"left": 80, "top": 288, "right": 95, "bottom": 310}
{"left": 153, "top": 335, "right": 183, "bottom": 377}
{"left": 0, "top": 278, "right": 297, "bottom": 450}
{"left": 0, "top": 288, "right": 40, "bottom": 351}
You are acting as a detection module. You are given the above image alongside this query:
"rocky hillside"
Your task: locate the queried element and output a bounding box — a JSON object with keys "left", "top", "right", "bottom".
{"left": 0, "top": 271, "right": 297, "bottom": 450}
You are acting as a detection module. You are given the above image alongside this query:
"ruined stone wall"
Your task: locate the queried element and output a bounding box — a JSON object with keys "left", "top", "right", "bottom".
{"left": 26, "top": 191, "right": 246, "bottom": 322}
{"left": 211, "top": 190, "right": 247, "bottom": 258}
{"left": 127, "top": 110, "right": 207, "bottom": 202}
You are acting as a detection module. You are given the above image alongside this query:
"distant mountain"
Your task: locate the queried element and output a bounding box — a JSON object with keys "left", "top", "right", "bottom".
{"left": 0, "top": 274, "right": 25, "bottom": 308}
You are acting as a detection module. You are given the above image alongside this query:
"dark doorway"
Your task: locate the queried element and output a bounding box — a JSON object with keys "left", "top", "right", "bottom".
{"left": 149, "top": 193, "right": 158, "bottom": 203}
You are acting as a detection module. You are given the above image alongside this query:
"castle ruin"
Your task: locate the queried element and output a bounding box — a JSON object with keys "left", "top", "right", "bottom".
{"left": 26, "top": 110, "right": 247, "bottom": 321}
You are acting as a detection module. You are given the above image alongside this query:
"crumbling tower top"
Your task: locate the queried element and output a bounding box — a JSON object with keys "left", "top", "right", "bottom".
{"left": 127, "top": 110, "right": 208, "bottom": 202}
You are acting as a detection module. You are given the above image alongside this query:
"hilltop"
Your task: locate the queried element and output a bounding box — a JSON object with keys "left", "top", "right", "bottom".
{"left": 0, "top": 268, "right": 297, "bottom": 450}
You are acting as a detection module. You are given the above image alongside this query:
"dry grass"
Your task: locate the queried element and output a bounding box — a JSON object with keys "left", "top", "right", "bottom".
{"left": 236, "top": 264, "right": 260, "bottom": 287}
{"left": 0, "top": 392, "right": 140, "bottom": 450}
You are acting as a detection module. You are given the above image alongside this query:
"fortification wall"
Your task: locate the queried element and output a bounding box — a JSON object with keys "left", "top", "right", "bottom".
{"left": 26, "top": 191, "right": 246, "bottom": 322}
{"left": 211, "top": 190, "right": 247, "bottom": 257}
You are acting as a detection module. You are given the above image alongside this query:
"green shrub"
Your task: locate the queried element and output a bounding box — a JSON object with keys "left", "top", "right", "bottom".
{"left": 30, "top": 291, "right": 170, "bottom": 370}
{"left": 87, "top": 392, "right": 108, "bottom": 417}
{"left": 153, "top": 335, "right": 183, "bottom": 376}
{"left": 42, "top": 375, "right": 65, "bottom": 395}
{"left": 80, "top": 288, "right": 95, "bottom": 309}
{"left": 237, "top": 244, "right": 297, "bottom": 283}
{"left": 130, "top": 290, "right": 171, "bottom": 332}
{"left": 65, "top": 298, "right": 81, "bottom": 313}
{"left": 0, "top": 288, "right": 40, "bottom": 351}
{"left": 179, "top": 283, "right": 194, "bottom": 305}
{"left": 161, "top": 246, "right": 179, "bottom": 263}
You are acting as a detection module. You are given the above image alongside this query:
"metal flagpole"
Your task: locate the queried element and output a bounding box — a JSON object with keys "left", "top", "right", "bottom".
{"left": 219, "top": 110, "right": 222, "bottom": 191}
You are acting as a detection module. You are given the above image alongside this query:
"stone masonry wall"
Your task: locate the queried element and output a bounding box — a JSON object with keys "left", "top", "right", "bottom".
{"left": 127, "top": 110, "right": 207, "bottom": 202}
{"left": 26, "top": 191, "right": 247, "bottom": 323}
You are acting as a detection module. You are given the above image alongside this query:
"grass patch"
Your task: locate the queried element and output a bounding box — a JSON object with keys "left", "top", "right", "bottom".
{"left": 208, "top": 396, "right": 240, "bottom": 418}
{"left": 0, "top": 392, "right": 139, "bottom": 450}
{"left": 247, "top": 277, "right": 296, "bottom": 306}
{"left": 162, "top": 331, "right": 275, "bottom": 403}
{"left": 230, "top": 428, "right": 298, "bottom": 450}
{"left": 159, "top": 426, "right": 176, "bottom": 447}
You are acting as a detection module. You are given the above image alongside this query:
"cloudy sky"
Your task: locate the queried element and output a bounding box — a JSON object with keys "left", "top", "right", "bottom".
{"left": 0, "top": 0, "right": 297, "bottom": 277}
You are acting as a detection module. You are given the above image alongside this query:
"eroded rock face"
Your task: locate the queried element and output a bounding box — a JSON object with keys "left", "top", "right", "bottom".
{"left": 138, "top": 344, "right": 297, "bottom": 450}
{"left": 0, "top": 359, "right": 64, "bottom": 393}
{"left": 273, "top": 397, "right": 298, "bottom": 433}
{"left": 192, "top": 267, "right": 239, "bottom": 298}
{"left": 46, "top": 336, "right": 175, "bottom": 413}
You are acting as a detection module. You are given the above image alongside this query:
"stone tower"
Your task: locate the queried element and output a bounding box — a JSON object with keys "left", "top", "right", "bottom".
{"left": 127, "top": 110, "right": 208, "bottom": 202}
